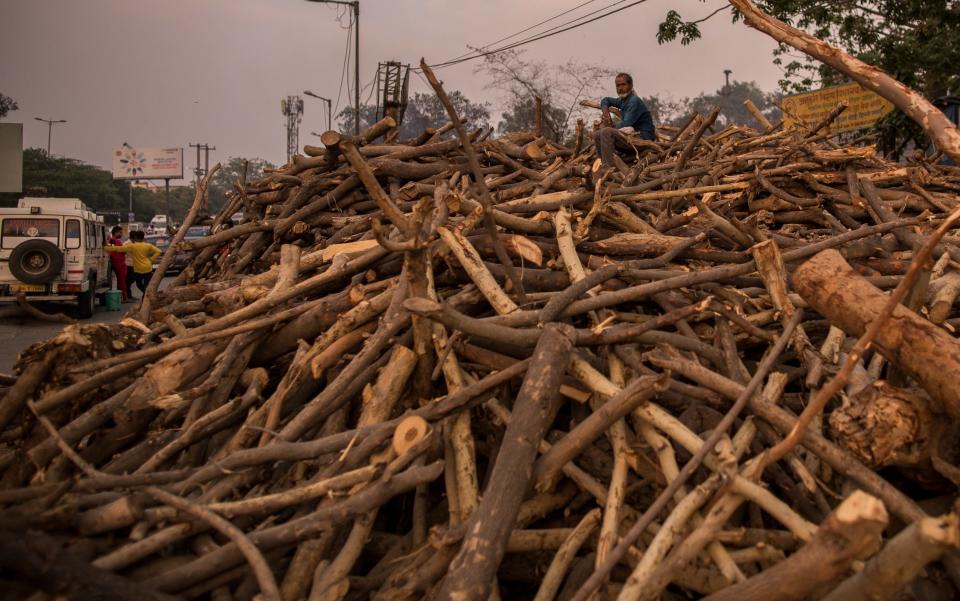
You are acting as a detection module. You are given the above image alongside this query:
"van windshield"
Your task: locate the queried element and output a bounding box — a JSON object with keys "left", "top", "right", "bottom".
{"left": 2, "top": 218, "right": 60, "bottom": 249}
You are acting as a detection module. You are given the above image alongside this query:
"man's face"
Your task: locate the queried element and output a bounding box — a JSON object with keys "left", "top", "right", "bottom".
{"left": 615, "top": 76, "right": 631, "bottom": 97}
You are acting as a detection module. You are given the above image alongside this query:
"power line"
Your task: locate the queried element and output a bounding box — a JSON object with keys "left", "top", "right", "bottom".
{"left": 415, "top": 0, "right": 647, "bottom": 72}
{"left": 333, "top": 16, "right": 353, "bottom": 115}
{"left": 442, "top": 0, "right": 602, "bottom": 64}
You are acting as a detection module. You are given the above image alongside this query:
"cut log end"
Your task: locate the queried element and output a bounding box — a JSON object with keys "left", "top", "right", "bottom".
{"left": 393, "top": 416, "right": 430, "bottom": 456}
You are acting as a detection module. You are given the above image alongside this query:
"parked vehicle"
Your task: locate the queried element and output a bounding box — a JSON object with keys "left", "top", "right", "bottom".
{"left": 0, "top": 198, "right": 110, "bottom": 318}
{"left": 149, "top": 214, "right": 169, "bottom": 233}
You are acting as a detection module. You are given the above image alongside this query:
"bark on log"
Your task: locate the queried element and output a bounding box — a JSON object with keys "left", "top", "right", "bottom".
{"left": 435, "top": 323, "right": 576, "bottom": 601}
{"left": 793, "top": 248, "right": 960, "bottom": 417}
{"left": 700, "top": 491, "right": 888, "bottom": 601}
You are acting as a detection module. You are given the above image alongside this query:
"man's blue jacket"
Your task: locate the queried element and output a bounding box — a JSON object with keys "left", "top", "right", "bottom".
{"left": 600, "top": 92, "right": 656, "bottom": 140}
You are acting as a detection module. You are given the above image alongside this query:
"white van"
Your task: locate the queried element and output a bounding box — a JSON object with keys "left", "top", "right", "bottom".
{"left": 149, "top": 214, "right": 169, "bottom": 233}
{"left": 0, "top": 198, "right": 110, "bottom": 318}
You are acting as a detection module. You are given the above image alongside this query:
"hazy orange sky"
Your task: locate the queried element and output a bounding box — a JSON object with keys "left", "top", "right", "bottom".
{"left": 1, "top": 0, "right": 783, "bottom": 172}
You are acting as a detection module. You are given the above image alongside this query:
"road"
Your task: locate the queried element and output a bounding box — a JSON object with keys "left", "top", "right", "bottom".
{"left": 0, "top": 277, "right": 173, "bottom": 374}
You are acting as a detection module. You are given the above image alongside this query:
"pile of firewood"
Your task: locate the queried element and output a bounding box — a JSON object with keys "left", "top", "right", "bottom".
{"left": 4, "top": 62, "right": 960, "bottom": 601}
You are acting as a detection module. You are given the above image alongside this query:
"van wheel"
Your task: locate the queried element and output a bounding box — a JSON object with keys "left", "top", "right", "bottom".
{"left": 77, "top": 279, "right": 95, "bottom": 319}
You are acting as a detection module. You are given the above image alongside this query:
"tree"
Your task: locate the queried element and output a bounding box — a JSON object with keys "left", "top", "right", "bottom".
{"left": 335, "top": 91, "right": 490, "bottom": 140}
{"left": 642, "top": 93, "right": 688, "bottom": 127}
{"left": 0, "top": 94, "right": 17, "bottom": 120}
{"left": 657, "top": 2, "right": 960, "bottom": 155}
{"left": 682, "top": 80, "right": 782, "bottom": 129}
{"left": 643, "top": 82, "right": 781, "bottom": 131}
{"left": 496, "top": 100, "right": 567, "bottom": 141}
{"left": 207, "top": 156, "right": 275, "bottom": 213}
{"left": 0, "top": 149, "right": 196, "bottom": 223}
{"left": 474, "top": 48, "right": 615, "bottom": 143}
{"left": 658, "top": 3, "right": 960, "bottom": 97}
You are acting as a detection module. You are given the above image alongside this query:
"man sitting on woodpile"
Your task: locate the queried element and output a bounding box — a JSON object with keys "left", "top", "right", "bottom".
{"left": 593, "top": 72, "right": 656, "bottom": 168}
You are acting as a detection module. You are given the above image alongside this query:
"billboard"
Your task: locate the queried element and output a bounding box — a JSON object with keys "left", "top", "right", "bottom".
{"left": 112, "top": 144, "right": 183, "bottom": 180}
{"left": 781, "top": 82, "right": 894, "bottom": 134}
{"left": 0, "top": 123, "right": 23, "bottom": 193}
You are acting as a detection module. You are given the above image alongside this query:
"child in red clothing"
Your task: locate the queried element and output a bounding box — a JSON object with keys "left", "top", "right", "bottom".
{"left": 106, "top": 226, "right": 128, "bottom": 302}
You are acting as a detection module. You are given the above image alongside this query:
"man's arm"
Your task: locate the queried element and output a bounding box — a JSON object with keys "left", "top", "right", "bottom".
{"left": 600, "top": 96, "right": 623, "bottom": 126}
{"left": 148, "top": 244, "right": 163, "bottom": 261}
{"left": 104, "top": 245, "right": 129, "bottom": 253}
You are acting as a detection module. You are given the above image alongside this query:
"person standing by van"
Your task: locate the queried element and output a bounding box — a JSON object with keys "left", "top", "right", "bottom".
{"left": 105, "top": 230, "right": 162, "bottom": 300}
{"left": 105, "top": 226, "right": 128, "bottom": 302}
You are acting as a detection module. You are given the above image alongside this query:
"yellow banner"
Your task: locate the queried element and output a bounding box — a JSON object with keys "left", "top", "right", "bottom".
{"left": 781, "top": 82, "right": 894, "bottom": 133}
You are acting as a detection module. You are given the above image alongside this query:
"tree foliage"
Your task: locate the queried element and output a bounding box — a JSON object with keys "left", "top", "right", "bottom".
{"left": 657, "top": 1, "right": 960, "bottom": 156}
{"left": 474, "top": 48, "right": 615, "bottom": 143}
{"left": 684, "top": 80, "right": 782, "bottom": 128}
{"left": 657, "top": 2, "right": 960, "bottom": 98}
{"left": 336, "top": 91, "right": 490, "bottom": 140}
{"left": 0, "top": 93, "right": 18, "bottom": 120}
{"left": 208, "top": 156, "right": 275, "bottom": 213}
{"left": 0, "top": 149, "right": 195, "bottom": 222}
{"left": 641, "top": 81, "right": 781, "bottom": 132}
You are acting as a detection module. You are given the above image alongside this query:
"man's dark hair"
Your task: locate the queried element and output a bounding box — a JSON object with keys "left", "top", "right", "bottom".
{"left": 111, "top": 226, "right": 122, "bottom": 235}
{"left": 616, "top": 72, "right": 633, "bottom": 85}
{"left": 131, "top": 230, "right": 144, "bottom": 241}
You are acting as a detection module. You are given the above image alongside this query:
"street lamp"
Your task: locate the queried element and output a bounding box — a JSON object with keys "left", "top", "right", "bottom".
{"left": 34, "top": 117, "right": 67, "bottom": 155}
{"left": 304, "top": 0, "right": 360, "bottom": 135}
{"left": 304, "top": 90, "right": 333, "bottom": 131}
{"left": 722, "top": 69, "right": 733, "bottom": 96}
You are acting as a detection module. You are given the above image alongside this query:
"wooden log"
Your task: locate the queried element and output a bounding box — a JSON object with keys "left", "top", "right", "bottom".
{"left": 822, "top": 513, "right": 960, "bottom": 601}
{"left": 793, "top": 249, "right": 960, "bottom": 418}
{"left": 700, "top": 491, "right": 888, "bottom": 601}
{"left": 579, "top": 232, "right": 688, "bottom": 257}
{"left": 0, "top": 529, "right": 178, "bottom": 601}
{"left": 435, "top": 323, "right": 576, "bottom": 601}
{"left": 828, "top": 380, "right": 946, "bottom": 469}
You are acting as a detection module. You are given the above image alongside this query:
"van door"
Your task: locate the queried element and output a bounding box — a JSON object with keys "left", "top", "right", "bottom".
{"left": 96, "top": 225, "right": 109, "bottom": 286}
{"left": 64, "top": 218, "right": 84, "bottom": 283}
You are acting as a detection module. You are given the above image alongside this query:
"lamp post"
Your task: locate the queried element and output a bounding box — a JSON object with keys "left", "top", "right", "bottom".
{"left": 722, "top": 69, "right": 733, "bottom": 96}
{"left": 304, "top": 0, "right": 359, "bottom": 135}
{"left": 304, "top": 90, "right": 333, "bottom": 131}
{"left": 34, "top": 117, "right": 67, "bottom": 155}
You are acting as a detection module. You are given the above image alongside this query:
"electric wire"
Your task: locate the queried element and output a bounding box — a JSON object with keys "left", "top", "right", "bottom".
{"left": 441, "top": 0, "right": 603, "bottom": 64}
{"left": 333, "top": 16, "right": 353, "bottom": 116}
{"left": 414, "top": 0, "right": 647, "bottom": 72}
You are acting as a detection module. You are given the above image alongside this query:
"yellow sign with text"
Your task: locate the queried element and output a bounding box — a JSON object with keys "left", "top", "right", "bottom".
{"left": 781, "top": 82, "right": 894, "bottom": 133}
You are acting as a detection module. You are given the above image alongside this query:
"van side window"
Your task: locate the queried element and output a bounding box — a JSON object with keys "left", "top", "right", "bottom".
{"left": 65, "top": 219, "right": 81, "bottom": 249}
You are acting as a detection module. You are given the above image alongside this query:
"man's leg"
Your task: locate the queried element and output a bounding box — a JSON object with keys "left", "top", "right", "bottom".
{"left": 138, "top": 272, "right": 150, "bottom": 295}
{"left": 594, "top": 127, "right": 618, "bottom": 166}
{"left": 117, "top": 266, "right": 128, "bottom": 301}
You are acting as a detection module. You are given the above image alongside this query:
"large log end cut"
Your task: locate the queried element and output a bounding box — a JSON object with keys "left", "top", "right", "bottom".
{"left": 829, "top": 381, "right": 946, "bottom": 469}
{"left": 793, "top": 249, "right": 960, "bottom": 418}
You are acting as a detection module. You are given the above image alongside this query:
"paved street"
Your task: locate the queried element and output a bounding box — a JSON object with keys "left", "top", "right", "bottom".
{"left": 0, "top": 278, "right": 173, "bottom": 373}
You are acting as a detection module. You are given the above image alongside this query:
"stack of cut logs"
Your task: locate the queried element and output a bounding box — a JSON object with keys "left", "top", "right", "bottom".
{"left": 4, "top": 81, "right": 960, "bottom": 601}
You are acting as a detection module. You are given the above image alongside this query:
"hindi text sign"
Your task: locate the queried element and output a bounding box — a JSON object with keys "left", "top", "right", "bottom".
{"left": 781, "top": 83, "right": 894, "bottom": 134}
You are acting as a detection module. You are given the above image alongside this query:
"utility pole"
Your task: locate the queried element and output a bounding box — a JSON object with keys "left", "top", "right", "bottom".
{"left": 189, "top": 143, "right": 215, "bottom": 213}
{"left": 304, "top": 0, "right": 360, "bottom": 135}
{"left": 34, "top": 117, "right": 67, "bottom": 155}
{"left": 188, "top": 142, "right": 216, "bottom": 184}
{"left": 304, "top": 90, "right": 333, "bottom": 131}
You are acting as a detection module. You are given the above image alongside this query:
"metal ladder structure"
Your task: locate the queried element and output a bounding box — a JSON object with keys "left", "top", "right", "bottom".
{"left": 375, "top": 61, "right": 410, "bottom": 132}
{"left": 281, "top": 95, "right": 304, "bottom": 162}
